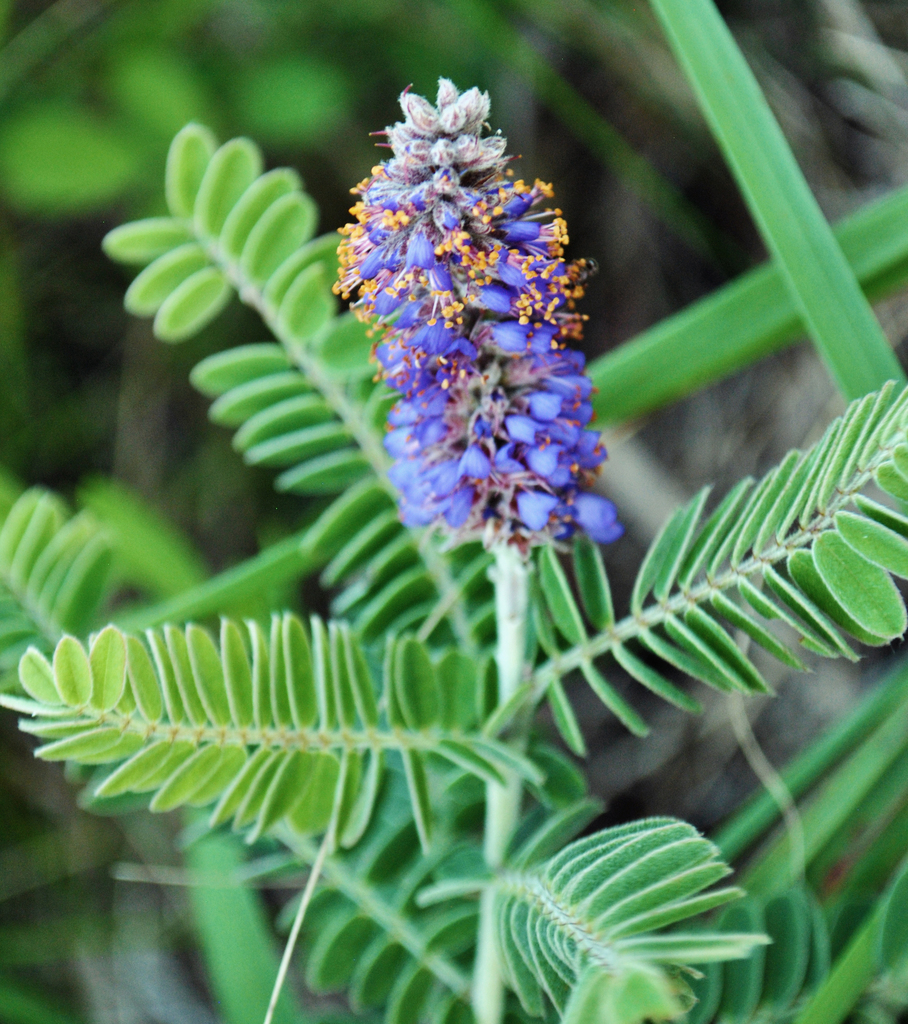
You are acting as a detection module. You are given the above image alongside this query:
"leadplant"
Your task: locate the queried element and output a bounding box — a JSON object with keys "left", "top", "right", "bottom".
{"left": 4, "top": 50, "right": 908, "bottom": 1024}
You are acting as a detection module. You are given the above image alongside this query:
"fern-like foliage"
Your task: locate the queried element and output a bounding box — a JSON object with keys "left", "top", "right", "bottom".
{"left": 102, "top": 124, "right": 494, "bottom": 652}
{"left": 1, "top": 618, "right": 539, "bottom": 849}
{"left": 533, "top": 381, "right": 908, "bottom": 744}
{"left": 486, "top": 818, "right": 763, "bottom": 1024}
{"left": 680, "top": 888, "right": 829, "bottom": 1024}
{"left": 0, "top": 488, "right": 112, "bottom": 673}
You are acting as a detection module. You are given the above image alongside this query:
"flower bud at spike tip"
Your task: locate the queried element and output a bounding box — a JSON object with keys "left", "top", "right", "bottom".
{"left": 336, "top": 79, "right": 623, "bottom": 552}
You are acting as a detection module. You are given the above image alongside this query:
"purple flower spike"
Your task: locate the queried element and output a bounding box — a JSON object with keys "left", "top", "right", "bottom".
{"left": 337, "top": 79, "right": 621, "bottom": 551}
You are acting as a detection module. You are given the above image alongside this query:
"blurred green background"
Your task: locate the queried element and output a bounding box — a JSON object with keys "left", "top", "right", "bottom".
{"left": 4, "top": 0, "right": 908, "bottom": 1020}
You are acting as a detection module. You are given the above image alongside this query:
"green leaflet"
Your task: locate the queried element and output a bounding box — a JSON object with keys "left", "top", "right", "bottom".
{"left": 393, "top": 636, "right": 440, "bottom": 730}
{"left": 244, "top": 422, "right": 352, "bottom": 469}
{"left": 836, "top": 511, "right": 908, "bottom": 578}
{"left": 165, "top": 122, "right": 217, "bottom": 219}
{"left": 220, "top": 619, "right": 254, "bottom": 728}
{"left": 220, "top": 167, "right": 303, "bottom": 260}
{"left": 277, "top": 261, "right": 337, "bottom": 341}
{"left": 153, "top": 266, "right": 231, "bottom": 342}
{"left": 19, "top": 646, "right": 61, "bottom": 704}
{"left": 561, "top": 964, "right": 680, "bottom": 1024}
{"left": 124, "top": 242, "right": 209, "bottom": 316}
{"left": 53, "top": 635, "right": 92, "bottom": 705}
{"left": 539, "top": 547, "right": 587, "bottom": 645}
{"left": 190, "top": 343, "right": 291, "bottom": 397}
{"left": 87, "top": 626, "right": 127, "bottom": 713}
{"left": 761, "top": 889, "right": 813, "bottom": 1012}
{"left": 401, "top": 749, "right": 432, "bottom": 852}
{"left": 0, "top": 489, "right": 113, "bottom": 661}
{"left": 102, "top": 217, "right": 194, "bottom": 264}
{"left": 313, "top": 312, "right": 374, "bottom": 375}
{"left": 235, "top": 394, "right": 335, "bottom": 452}
{"left": 262, "top": 232, "right": 341, "bottom": 311}
{"left": 241, "top": 191, "right": 319, "bottom": 285}
{"left": 717, "top": 900, "right": 767, "bottom": 1023}
{"left": 194, "top": 137, "right": 263, "bottom": 240}
{"left": 547, "top": 677, "right": 586, "bottom": 756}
{"left": 572, "top": 535, "right": 614, "bottom": 630}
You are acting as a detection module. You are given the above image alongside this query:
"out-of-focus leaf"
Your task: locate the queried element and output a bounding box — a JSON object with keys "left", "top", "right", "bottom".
{"left": 78, "top": 476, "right": 207, "bottom": 600}
{"left": 234, "top": 57, "right": 351, "bottom": 144}
{"left": 0, "top": 465, "right": 22, "bottom": 520}
{"left": 0, "top": 969, "right": 85, "bottom": 1024}
{"left": 0, "top": 103, "right": 141, "bottom": 213}
{"left": 106, "top": 47, "right": 210, "bottom": 138}
{"left": 184, "top": 829, "right": 305, "bottom": 1024}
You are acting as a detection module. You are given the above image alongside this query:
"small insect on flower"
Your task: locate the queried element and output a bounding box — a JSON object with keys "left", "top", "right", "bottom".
{"left": 336, "top": 79, "right": 622, "bottom": 552}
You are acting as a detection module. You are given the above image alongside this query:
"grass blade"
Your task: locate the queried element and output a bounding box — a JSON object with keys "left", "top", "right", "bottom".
{"left": 647, "top": 0, "right": 903, "bottom": 400}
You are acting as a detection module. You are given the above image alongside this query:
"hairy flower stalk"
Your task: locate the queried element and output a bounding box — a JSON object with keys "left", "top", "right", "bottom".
{"left": 336, "top": 79, "right": 622, "bottom": 552}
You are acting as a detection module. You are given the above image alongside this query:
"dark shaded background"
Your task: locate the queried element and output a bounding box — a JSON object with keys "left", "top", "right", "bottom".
{"left": 2, "top": 0, "right": 908, "bottom": 1019}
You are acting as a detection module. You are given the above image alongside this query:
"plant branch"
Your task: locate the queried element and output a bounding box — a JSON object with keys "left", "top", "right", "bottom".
{"left": 11, "top": 704, "right": 529, "bottom": 768}
{"left": 529, "top": 435, "right": 900, "bottom": 699}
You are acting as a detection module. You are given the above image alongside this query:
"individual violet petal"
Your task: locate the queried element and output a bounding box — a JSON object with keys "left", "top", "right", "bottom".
{"left": 406, "top": 232, "right": 435, "bottom": 269}
{"left": 528, "top": 391, "right": 562, "bottom": 421}
{"left": 492, "top": 321, "right": 530, "bottom": 353}
{"left": 445, "top": 486, "right": 474, "bottom": 527}
{"left": 459, "top": 444, "right": 491, "bottom": 479}
{"left": 575, "top": 493, "right": 623, "bottom": 544}
{"left": 517, "top": 491, "right": 558, "bottom": 530}
{"left": 505, "top": 416, "right": 538, "bottom": 444}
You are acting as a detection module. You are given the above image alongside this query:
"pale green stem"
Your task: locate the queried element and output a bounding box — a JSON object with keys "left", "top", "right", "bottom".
{"left": 472, "top": 544, "right": 529, "bottom": 1024}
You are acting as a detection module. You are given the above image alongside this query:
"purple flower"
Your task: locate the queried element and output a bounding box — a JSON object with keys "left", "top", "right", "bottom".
{"left": 575, "top": 493, "right": 624, "bottom": 544}
{"left": 528, "top": 391, "right": 563, "bottom": 421}
{"left": 518, "top": 491, "right": 559, "bottom": 531}
{"left": 336, "top": 79, "right": 621, "bottom": 551}
{"left": 479, "top": 285, "right": 513, "bottom": 313}
{"left": 459, "top": 445, "right": 491, "bottom": 480}
{"left": 406, "top": 232, "right": 435, "bottom": 269}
